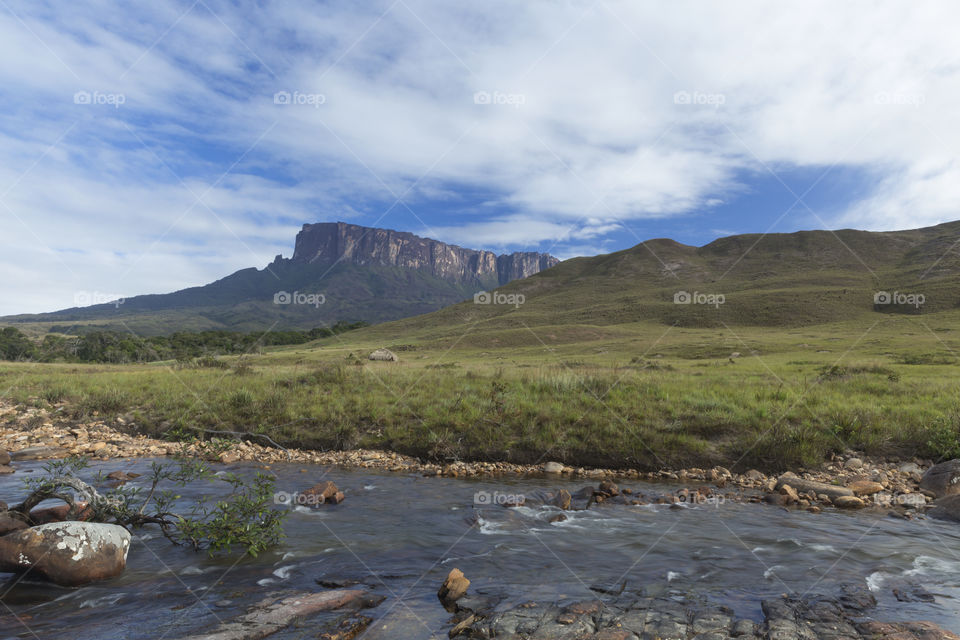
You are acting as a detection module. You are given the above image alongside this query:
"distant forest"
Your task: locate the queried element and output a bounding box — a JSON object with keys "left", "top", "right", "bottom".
{"left": 0, "top": 322, "right": 366, "bottom": 363}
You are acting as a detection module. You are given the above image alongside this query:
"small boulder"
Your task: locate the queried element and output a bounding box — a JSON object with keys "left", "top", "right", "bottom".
{"left": 0, "top": 466, "right": 14, "bottom": 475}
{"left": 928, "top": 495, "right": 960, "bottom": 523}
{"left": 543, "top": 461, "right": 564, "bottom": 474}
{"left": 776, "top": 474, "right": 853, "bottom": 501}
{"left": 597, "top": 481, "right": 619, "bottom": 497}
{"left": 920, "top": 459, "right": 960, "bottom": 498}
{"left": 0, "top": 522, "right": 131, "bottom": 586}
{"left": 0, "top": 514, "right": 27, "bottom": 536}
{"left": 302, "top": 481, "right": 344, "bottom": 506}
{"left": 844, "top": 458, "right": 864, "bottom": 470}
{"left": 847, "top": 480, "right": 884, "bottom": 497}
{"left": 368, "top": 348, "right": 398, "bottom": 362}
{"left": 779, "top": 484, "right": 800, "bottom": 504}
{"left": 438, "top": 568, "right": 470, "bottom": 607}
{"left": 0, "top": 450, "right": 9, "bottom": 466}
{"left": 30, "top": 502, "right": 94, "bottom": 524}
{"left": 833, "top": 496, "right": 866, "bottom": 509}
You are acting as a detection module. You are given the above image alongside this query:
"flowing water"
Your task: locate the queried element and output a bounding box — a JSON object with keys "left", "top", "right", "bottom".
{"left": 1, "top": 459, "right": 958, "bottom": 639}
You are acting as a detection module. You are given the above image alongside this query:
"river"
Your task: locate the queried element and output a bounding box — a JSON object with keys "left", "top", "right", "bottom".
{"left": 1, "top": 459, "right": 958, "bottom": 639}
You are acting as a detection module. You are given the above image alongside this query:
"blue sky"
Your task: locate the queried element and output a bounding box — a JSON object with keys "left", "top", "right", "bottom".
{"left": 1, "top": 0, "right": 958, "bottom": 314}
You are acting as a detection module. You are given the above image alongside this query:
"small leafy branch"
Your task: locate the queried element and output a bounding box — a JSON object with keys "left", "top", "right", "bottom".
{"left": 9, "top": 455, "right": 287, "bottom": 557}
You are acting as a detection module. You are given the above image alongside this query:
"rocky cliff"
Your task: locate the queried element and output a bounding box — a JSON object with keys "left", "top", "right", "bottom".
{"left": 291, "top": 222, "right": 559, "bottom": 286}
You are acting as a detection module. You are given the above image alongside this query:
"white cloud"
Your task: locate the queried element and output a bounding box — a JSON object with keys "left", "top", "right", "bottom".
{"left": 0, "top": 0, "right": 959, "bottom": 314}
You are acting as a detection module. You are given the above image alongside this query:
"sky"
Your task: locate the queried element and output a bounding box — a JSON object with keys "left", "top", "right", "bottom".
{"left": 1, "top": 0, "right": 959, "bottom": 315}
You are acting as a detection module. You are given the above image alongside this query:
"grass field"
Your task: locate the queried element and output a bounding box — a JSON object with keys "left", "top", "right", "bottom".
{"left": 2, "top": 312, "right": 959, "bottom": 472}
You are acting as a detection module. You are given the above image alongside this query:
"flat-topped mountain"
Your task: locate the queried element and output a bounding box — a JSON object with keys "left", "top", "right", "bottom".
{"left": 0, "top": 223, "right": 559, "bottom": 335}
{"left": 292, "top": 222, "right": 558, "bottom": 286}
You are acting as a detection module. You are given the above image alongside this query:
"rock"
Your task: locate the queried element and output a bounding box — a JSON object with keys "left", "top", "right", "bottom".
{"left": 543, "top": 461, "right": 564, "bottom": 474}
{"left": 178, "top": 590, "right": 369, "bottom": 640}
{"left": 438, "top": 568, "right": 470, "bottom": 607}
{"left": 744, "top": 469, "right": 765, "bottom": 481}
{"left": 548, "top": 514, "right": 567, "bottom": 523}
{"left": 776, "top": 474, "right": 853, "bottom": 500}
{"left": 928, "top": 494, "right": 960, "bottom": 522}
{"left": 368, "top": 348, "right": 399, "bottom": 362}
{"left": 847, "top": 480, "right": 884, "bottom": 496}
{"left": 218, "top": 451, "right": 240, "bottom": 464}
{"left": 0, "top": 522, "right": 131, "bottom": 586}
{"left": 302, "top": 481, "right": 344, "bottom": 506}
{"left": 30, "top": 502, "right": 93, "bottom": 524}
{"left": 0, "top": 465, "right": 14, "bottom": 475}
{"left": 597, "top": 480, "right": 619, "bottom": 497}
{"left": 833, "top": 495, "right": 866, "bottom": 509}
{"left": 899, "top": 462, "right": 922, "bottom": 474}
{"left": 763, "top": 493, "right": 787, "bottom": 506}
{"left": 779, "top": 484, "right": 799, "bottom": 504}
{"left": 0, "top": 514, "right": 28, "bottom": 536}
{"left": 844, "top": 457, "right": 863, "bottom": 470}
{"left": 105, "top": 470, "right": 141, "bottom": 482}
{"left": 549, "top": 489, "right": 572, "bottom": 510}
{"left": 0, "top": 450, "right": 9, "bottom": 465}
{"left": 920, "top": 459, "right": 960, "bottom": 498}
{"left": 10, "top": 446, "right": 68, "bottom": 461}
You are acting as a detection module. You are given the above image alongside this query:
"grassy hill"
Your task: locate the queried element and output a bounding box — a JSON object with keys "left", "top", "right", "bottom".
{"left": 4, "top": 221, "right": 960, "bottom": 472}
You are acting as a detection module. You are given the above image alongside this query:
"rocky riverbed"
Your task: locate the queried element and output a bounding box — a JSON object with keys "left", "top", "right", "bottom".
{"left": 0, "top": 401, "right": 940, "bottom": 517}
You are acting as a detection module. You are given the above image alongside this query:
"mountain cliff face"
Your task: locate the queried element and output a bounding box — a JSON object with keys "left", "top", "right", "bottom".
{"left": 1, "top": 222, "right": 561, "bottom": 335}
{"left": 292, "top": 222, "right": 559, "bottom": 287}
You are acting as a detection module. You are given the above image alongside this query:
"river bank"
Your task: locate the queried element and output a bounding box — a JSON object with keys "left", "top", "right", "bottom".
{"left": 0, "top": 399, "right": 938, "bottom": 516}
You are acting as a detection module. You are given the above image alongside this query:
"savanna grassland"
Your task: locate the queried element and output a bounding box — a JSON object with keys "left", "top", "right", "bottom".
{"left": 2, "top": 312, "right": 959, "bottom": 473}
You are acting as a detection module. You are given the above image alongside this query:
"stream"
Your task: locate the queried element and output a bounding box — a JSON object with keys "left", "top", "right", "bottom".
{"left": 1, "top": 458, "right": 958, "bottom": 639}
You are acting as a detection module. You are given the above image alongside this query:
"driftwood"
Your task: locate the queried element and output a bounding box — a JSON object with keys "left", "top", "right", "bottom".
{"left": 176, "top": 590, "right": 368, "bottom": 640}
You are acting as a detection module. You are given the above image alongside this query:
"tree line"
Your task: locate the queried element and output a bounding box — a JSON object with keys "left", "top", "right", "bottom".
{"left": 0, "top": 322, "right": 367, "bottom": 364}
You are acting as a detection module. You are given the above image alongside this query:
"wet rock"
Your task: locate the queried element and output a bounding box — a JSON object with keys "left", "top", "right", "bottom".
{"left": 0, "top": 450, "right": 9, "bottom": 465}
{"left": 776, "top": 473, "right": 853, "bottom": 500}
{"left": 779, "top": 484, "right": 800, "bottom": 504}
{"left": 833, "top": 495, "right": 866, "bottom": 509}
{"left": 857, "top": 621, "right": 960, "bottom": 639}
{"left": 763, "top": 492, "right": 788, "bottom": 506}
{"left": 920, "top": 459, "right": 960, "bottom": 498}
{"left": 893, "top": 585, "right": 936, "bottom": 603}
{"left": 0, "top": 514, "right": 28, "bottom": 536}
{"left": 30, "top": 502, "right": 94, "bottom": 524}
{"left": 10, "top": 446, "right": 68, "bottom": 461}
{"left": 0, "top": 465, "right": 13, "bottom": 475}
{"left": 302, "top": 481, "right": 345, "bottom": 506}
{"left": 928, "top": 494, "right": 960, "bottom": 522}
{"left": 0, "top": 522, "right": 131, "bottom": 586}
{"left": 597, "top": 480, "right": 620, "bottom": 497}
{"left": 847, "top": 479, "right": 884, "bottom": 496}
{"left": 105, "top": 470, "right": 141, "bottom": 482}
{"left": 438, "top": 568, "right": 470, "bottom": 607}
{"left": 549, "top": 514, "right": 568, "bottom": 523}
{"left": 180, "top": 589, "right": 369, "bottom": 640}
